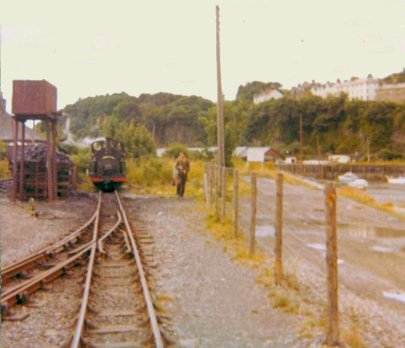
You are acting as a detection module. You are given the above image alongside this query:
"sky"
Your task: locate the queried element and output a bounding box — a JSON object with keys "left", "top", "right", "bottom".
{"left": 0, "top": 0, "right": 404, "bottom": 111}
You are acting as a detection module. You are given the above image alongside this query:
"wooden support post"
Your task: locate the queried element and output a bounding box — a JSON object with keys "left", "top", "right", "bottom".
{"left": 325, "top": 183, "right": 340, "bottom": 346}
{"left": 221, "top": 166, "right": 226, "bottom": 223}
{"left": 233, "top": 169, "right": 239, "bottom": 237}
{"left": 12, "top": 117, "right": 19, "bottom": 201}
{"left": 51, "top": 120, "right": 57, "bottom": 200}
{"left": 19, "top": 121, "right": 26, "bottom": 200}
{"left": 274, "top": 172, "right": 284, "bottom": 285}
{"left": 46, "top": 121, "right": 53, "bottom": 201}
{"left": 35, "top": 160, "right": 39, "bottom": 197}
{"left": 249, "top": 172, "right": 257, "bottom": 256}
{"left": 72, "top": 164, "right": 77, "bottom": 190}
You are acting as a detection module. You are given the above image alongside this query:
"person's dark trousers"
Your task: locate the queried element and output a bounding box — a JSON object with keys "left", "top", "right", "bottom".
{"left": 176, "top": 174, "right": 187, "bottom": 197}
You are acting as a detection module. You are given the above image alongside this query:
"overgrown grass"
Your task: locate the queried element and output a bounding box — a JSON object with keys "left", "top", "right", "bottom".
{"left": 0, "top": 160, "right": 11, "bottom": 179}
{"left": 342, "top": 325, "right": 367, "bottom": 348}
{"left": 126, "top": 157, "right": 205, "bottom": 198}
{"left": 337, "top": 186, "right": 405, "bottom": 218}
{"left": 348, "top": 160, "right": 405, "bottom": 166}
{"left": 205, "top": 210, "right": 266, "bottom": 268}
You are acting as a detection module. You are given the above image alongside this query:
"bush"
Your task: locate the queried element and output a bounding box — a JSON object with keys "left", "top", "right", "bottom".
{"left": 127, "top": 158, "right": 173, "bottom": 187}
{"left": 0, "top": 160, "right": 11, "bottom": 179}
{"left": 377, "top": 148, "right": 403, "bottom": 161}
{"left": 126, "top": 156, "right": 205, "bottom": 197}
{"left": 0, "top": 141, "right": 7, "bottom": 160}
{"left": 163, "top": 143, "right": 189, "bottom": 159}
{"left": 70, "top": 148, "right": 91, "bottom": 174}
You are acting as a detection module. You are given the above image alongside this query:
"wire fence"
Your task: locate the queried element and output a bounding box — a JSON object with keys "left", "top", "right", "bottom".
{"left": 204, "top": 163, "right": 342, "bottom": 346}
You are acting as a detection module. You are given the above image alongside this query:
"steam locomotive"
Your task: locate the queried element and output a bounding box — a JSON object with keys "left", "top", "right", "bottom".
{"left": 89, "top": 138, "right": 126, "bottom": 191}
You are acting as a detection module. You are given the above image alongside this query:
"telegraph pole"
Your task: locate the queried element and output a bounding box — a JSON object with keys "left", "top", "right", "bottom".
{"left": 216, "top": 6, "right": 225, "bottom": 168}
{"left": 299, "top": 113, "right": 303, "bottom": 169}
{"left": 0, "top": 25, "right": 3, "bottom": 94}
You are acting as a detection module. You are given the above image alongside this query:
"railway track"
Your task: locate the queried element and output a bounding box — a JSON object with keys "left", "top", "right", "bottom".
{"left": 1, "top": 191, "right": 171, "bottom": 347}
{"left": 1, "top": 194, "right": 100, "bottom": 311}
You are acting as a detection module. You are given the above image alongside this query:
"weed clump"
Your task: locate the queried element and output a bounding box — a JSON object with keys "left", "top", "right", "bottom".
{"left": 0, "top": 159, "right": 11, "bottom": 179}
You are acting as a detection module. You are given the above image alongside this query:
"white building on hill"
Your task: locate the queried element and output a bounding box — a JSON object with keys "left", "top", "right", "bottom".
{"left": 311, "top": 75, "right": 380, "bottom": 101}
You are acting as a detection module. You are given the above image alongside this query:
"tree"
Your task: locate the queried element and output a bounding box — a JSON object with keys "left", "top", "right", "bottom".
{"left": 104, "top": 117, "right": 156, "bottom": 159}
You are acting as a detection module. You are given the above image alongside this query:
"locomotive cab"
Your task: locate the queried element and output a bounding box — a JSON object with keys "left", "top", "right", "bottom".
{"left": 89, "top": 138, "right": 126, "bottom": 191}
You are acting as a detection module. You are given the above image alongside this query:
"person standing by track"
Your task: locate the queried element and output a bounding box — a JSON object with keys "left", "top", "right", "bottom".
{"left": 174, "top": 152, "right": 190, "bottom": 199}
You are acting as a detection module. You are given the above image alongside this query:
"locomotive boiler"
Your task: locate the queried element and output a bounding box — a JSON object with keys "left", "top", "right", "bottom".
{"left": 89, "top": 138, "right": 126, "bottom": 191}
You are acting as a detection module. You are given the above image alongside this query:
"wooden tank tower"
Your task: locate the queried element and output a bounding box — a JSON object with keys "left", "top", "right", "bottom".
{"left": 11, "top": 80, "right": 61, "bottom": 201}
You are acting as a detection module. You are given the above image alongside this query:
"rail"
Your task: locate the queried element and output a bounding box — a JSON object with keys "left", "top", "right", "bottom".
{"left": 1, "top": 192, "right": 101, "bottom": 313}
{"left": 70, "top": 191, "right": 164, "bottom": 348}
{"left": 2, "top": 209, "right": 97, "bottom": 284}
{"left": 70, "top": 192, "right": 101, "bottom": 347}
{"left": 115, "top": 191, "right": 164, "bottom": 348}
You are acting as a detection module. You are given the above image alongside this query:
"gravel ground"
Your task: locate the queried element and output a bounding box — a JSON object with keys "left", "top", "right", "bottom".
{"left": 0, "top": 193, "right": 97, "bottom": 266}
{"left": 1, "top": 193, "right": 97, "bottom": 347}
{"left": 1, "top": 270, "right": 85, "bottom": 347}
{"left": 5, "top": 185, "right": 403, "bottom": 347}
{"left": 124, "top": 194, "right": 304, "bottom": 348}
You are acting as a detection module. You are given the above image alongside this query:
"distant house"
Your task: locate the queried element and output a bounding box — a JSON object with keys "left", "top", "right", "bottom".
{"left": 328, "top": 155, "right": 350, "bottom": 164}
{"left": 311, "top": 75, "right": 380, "bottom": 101}
{"left": 285, "top": 156, "right": 297, "bottom": 164}
{"left": 303, "top": 159, "right": 330, "bottom": 165}
{"left": 233, "top": 146, "right": 248, "bottom": 159}
{"left": 253, "top": 89, "right": 283, "bottom": 104}
{"left": 247, "top": 147, "right": 283, "bottom": 163}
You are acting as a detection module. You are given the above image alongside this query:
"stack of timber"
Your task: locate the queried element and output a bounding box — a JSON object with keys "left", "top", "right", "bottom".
{"left": 7, "top": 143, "right": 73, "bottom": 200}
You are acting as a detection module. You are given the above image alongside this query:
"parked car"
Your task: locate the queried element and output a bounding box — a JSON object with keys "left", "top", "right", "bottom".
{"left": 347, "top": 178, "right": 368, "bottom": 189}
{"left": 338, "top": 172, "right": 368, "bottom": 189}
{"left": 338, "top": 172, "right": 358, "bottom": 183}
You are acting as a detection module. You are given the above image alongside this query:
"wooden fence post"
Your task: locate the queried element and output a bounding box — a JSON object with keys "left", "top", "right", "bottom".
{"left": 215, "top": 165, "right": 220, "bottom": 217}
{"left": 209, "top": 165, "right": 214, "bottom": 209}
{"left": 274, "top": 172, "right": 284, "bottom": 285}
{"left": 325, "top": 183, "right": 340, "bottom": 346}
{"left": 204, "top": 164, "right": 210, "bottom": 206}
{"left": 249, "top": 173, "right": 257, "bottom": 256}
{"left": 221, "top": 166, "right": 227, "bottom": 223}
{"left": 233, "top": 169, "right": 239, "bottom": 237}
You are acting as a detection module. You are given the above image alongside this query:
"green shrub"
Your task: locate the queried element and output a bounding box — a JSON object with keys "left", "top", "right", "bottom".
{"left": 70, "top": 148, "right": 91, "bottom": 174}
{"left": 127, "top": 158, "right": 173, "bottom": 187}
{"left": 0, "top": 141, "right": 7, "bottom": 160}
{"left": 377, "top": 148, "right": 403, "bottom": 160}
{"left": 163, "top": 143, "right": 189, "bottom": 159}
{"left": 0, "top": 160, "right": 11, "bottom": 179}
